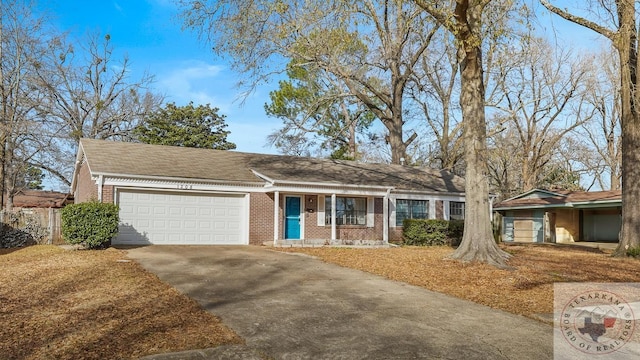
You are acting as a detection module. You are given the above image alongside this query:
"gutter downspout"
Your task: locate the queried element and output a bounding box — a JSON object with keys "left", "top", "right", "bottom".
{"left": 273, "top": 191, "right": 280, "bottom": 246}
{"left": 97, "top": 174, "right": 104, "bottom": 202}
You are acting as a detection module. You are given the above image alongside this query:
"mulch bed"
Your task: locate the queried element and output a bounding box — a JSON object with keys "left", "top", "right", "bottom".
{"left": 0, "top": 246, "right": 242, "bottom": 360}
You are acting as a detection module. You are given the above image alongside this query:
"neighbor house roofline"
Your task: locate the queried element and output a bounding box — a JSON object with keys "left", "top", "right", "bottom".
{"left": 494, "top": 189, "right": 622, "bottom": 211}
{"left": 502, "top": 188, "right": 568, "bottom": 202}
{"left": 493, "top": 204, "right": 573, "bottom": 211}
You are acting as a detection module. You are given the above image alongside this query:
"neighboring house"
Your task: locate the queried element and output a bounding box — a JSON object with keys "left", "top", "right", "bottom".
{"left": 493, "top": 189, "right": 621, "bottom": 244}
{"left": 11, "top": 190, "right": 73, "bottom": 209}
{"left": 70, "top": 139, "right": 467, "bottom": 246}
{"left": 1, "top": 190, "right": 73, "bottom": 245}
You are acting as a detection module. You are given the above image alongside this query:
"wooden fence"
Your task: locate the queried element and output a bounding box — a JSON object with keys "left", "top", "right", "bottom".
{"left": 0, "top": 208, "right": 64, "bottom": 247}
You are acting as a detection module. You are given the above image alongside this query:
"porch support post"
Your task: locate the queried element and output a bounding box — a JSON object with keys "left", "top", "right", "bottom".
{"left": 331, "top": 193, "right": 337, "bottom": 241}
{"left": 383, "top": 189, "right": 391, "bottom": 244}
{"left": 273, "top": 191, "right": 280, "bottom": 246}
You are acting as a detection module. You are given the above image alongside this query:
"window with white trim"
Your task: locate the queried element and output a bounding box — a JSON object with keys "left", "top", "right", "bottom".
{"left": 449, "top": 201, "right": 465, "bottom": 220}
{"left": 395, "top": 199, "right": 428, "bottom": 225}
{"left": 325, "top": 197, "right": 367, "bottom": 225}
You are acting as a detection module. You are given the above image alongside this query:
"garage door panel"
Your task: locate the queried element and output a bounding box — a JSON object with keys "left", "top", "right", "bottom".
{"left": 115, "top": 190, "right": 246, "bottom": 245}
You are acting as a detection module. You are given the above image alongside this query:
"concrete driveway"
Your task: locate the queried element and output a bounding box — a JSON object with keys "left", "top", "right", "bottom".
{"left": 127, "top": 246, "right": 552, "bottom": 359}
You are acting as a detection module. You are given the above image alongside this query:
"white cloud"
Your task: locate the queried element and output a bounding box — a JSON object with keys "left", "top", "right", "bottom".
{"left": 157, "top": 61, "right": 230, "bottom": 110}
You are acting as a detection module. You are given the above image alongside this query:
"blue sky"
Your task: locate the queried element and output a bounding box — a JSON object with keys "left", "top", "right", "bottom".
{"left": 39, "top": 0, "right": 282, "bottom": 155}
{"left": 37, "top": 0, "right": 604, "bottom": 158}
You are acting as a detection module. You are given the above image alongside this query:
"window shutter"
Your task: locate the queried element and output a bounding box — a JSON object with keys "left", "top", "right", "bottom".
{"left": 317, "top": 195, "right": 325, "bottom": 226}
{"left": 366, "top": 197, "right": 374, "bottom": 227}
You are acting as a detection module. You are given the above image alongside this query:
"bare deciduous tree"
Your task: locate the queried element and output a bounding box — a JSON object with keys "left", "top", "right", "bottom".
{"left": 179, "top": 0, "right": 437, "bottom": 164}
{"left": 581, "top": 48, "right": 622, "bottom": 190}
{"left": 0, "top": 0, "right": 52, "bottom": 209}
{"left": 34, "top": 33, "right": 163, "bottom": 185}
{"left": 408, "top": 30, "right": 464, "bottom": 173}
{"left": 490, "top": 35, "right": 594, "bottom": 191}
{"left": 541, "top": 0, "right": 640, "bottom": 256}
{"left": 415, "top": 0, "right": 512, "bottom": 267}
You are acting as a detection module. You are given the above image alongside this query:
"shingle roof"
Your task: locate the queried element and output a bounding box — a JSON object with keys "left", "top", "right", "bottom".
{"left": 494, "top": 189, "right": 621, "bottom": 210}
{"left": 11, "top": 190, "right": 73, "bottom": 208}
{"left": 79, "top": 139, "right": 465, "bottom": 193}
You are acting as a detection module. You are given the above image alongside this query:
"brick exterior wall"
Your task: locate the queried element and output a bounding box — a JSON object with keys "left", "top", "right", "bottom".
{"left": 74, "top": 161, "right": 115, "bottom": 204}
{"left": 389, "top": 228, "right": 404, "bottom": 243}
{"left": 102, "top": 186, "right": 115, "bottom": 204}
{"left": 249, "top": 192, "right": 276, "bottom": 245}
{"left": 74, "top": 161, "right": 98, "bottom": 203}
{"left": 303, "top": 195, "right": 329, "bottom": 239}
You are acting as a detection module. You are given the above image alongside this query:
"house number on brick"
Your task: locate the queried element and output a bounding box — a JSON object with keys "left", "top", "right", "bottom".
{"left": 177, "top": 184, "right": 193, "bottom": 190}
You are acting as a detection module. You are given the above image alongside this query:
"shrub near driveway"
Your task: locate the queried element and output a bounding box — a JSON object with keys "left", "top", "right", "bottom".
{"left": 402, "top": 219, "right": 464, "bottom": 246}
{"left": 0, "top": 246, "right": 242, "bottom": 360}
{"left": 61, "top": 201, "right": 119, "bottom": 249}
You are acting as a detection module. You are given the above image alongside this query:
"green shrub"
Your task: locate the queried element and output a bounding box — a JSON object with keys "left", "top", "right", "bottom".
{"left": 402, "top": 219, "right": 464, "bottom": 246}
{"left": 61, "top": 201, "right": 119, "bottom": 249}
{"left": 626, "top": 246, "right": 640, "bottom": 258}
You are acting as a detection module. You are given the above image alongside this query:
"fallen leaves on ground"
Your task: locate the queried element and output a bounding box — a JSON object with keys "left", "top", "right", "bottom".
{"left": 0, "top": 246, "right": 242, "bottom": 360}
{"left": 278, "top": 244, "right": 640, "bottom": 320}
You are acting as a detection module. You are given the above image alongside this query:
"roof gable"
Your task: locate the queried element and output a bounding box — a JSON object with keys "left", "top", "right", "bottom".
{"left": 495, "top": 189, "right": 621, "bottom": 210}
{"left": 502, "top": 188, "right": 568, "bottom": 202}
{"left": 76, "top": 139, "right": 465, "bottom": 193}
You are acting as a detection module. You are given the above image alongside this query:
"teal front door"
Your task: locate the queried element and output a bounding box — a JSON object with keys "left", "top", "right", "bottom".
{"left": 285, "top": 197, "right": 301, "bottom": 239}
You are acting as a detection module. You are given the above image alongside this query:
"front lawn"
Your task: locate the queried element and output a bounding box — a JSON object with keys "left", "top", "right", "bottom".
{"left": 278, "top": 244, "right": 640, "bottom": 320}
{"left": 0, "top": 246, "right": 242, "bottom": 360}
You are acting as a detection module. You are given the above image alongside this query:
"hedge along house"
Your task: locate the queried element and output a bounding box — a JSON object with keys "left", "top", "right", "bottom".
{"left": 493, "top": 189, "right": 622, "bottom": 244}
{"left": 71, "top": 139, "right": 466, "bottom": 246}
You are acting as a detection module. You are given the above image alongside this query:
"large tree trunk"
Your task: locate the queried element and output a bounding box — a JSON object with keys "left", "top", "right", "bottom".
{"left": 448, "top": 1, "right": 510, "bottom": 267}
{"left": 540, "top": 0, "right": 640, "bottom": 258}
{"left": 614, "top": 0, "right": 640, "bottom": 256}
{"left": 387, "top": 117, "right": 408, "bottom": 164}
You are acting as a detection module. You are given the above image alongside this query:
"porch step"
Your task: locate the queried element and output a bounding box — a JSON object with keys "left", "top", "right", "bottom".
{"left": 265, "top": 239, "right": 390, "bottom": 248}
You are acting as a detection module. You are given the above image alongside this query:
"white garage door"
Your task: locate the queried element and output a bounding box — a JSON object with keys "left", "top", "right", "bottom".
{"left": 115, "top": 190, "right": 247, "bottom": 245}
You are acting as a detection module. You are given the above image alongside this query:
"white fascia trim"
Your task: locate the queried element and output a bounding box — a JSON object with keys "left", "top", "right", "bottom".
{"left": 95, "top": 172, "right": 265, "bottom": 187}
{"left": 101, "top": 176, "right": 264, "bottom": 193}
{"left": 391, "top": 189, "right": 466, "bottom": 198}
{"left": 571, "top": 200, "right": 622, "bottom": 208}
{"left": 250, "top": 169, "right": 393, "bottom": 192}
{"left": 251, "top": 169, "right": 275, "bottom": 184}
{"left": 70, "top": 142, "right": 87, "bottom": 194}
{"left": 266, "top": 185, "right": 392, "bottom": 197}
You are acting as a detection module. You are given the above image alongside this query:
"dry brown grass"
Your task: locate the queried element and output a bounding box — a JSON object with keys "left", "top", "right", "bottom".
{"left": 0, "top": 246, "right": 242, "bottom": 360}
{"left": 278, "top": 244, "right": 640, "bottom": 320}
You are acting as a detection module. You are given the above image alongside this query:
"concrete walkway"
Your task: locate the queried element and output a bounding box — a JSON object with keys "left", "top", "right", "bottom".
{"left": 128, "top": 246, "right": 552, "bottom": 360}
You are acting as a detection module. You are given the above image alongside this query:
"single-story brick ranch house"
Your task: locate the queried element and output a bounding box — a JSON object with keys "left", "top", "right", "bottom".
{"left": 493, "top": 188, "right": 621, "bottom": 244}
{"left": 71, "top": 139, "right": 467, "bottom": 246}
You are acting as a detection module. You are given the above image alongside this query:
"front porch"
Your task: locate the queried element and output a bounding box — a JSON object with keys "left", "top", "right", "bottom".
{"left": 265, "top": 239, "right": 390, "bottom": 248}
